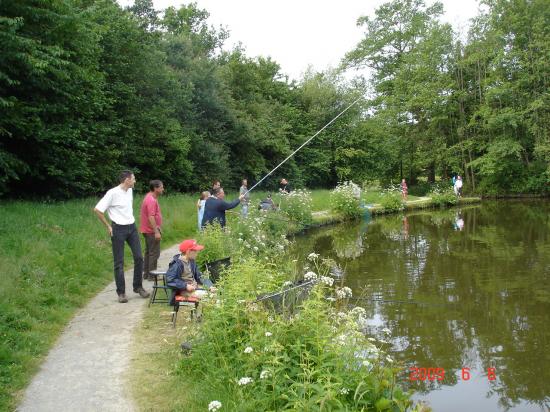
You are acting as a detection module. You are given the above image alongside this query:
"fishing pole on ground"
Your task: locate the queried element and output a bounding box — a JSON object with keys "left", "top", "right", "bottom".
{"left": 243, "top": 96, "right": 363, "bottom": 196}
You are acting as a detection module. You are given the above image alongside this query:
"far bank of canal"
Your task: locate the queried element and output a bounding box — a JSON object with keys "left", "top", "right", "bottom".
{"left": 291, "top": 200, "right": 550, "bottom": 412}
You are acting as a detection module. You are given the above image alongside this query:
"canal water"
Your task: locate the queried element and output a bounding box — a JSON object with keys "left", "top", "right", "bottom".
{"left": 291, "top": 200, "right": 550, "bottom": 412}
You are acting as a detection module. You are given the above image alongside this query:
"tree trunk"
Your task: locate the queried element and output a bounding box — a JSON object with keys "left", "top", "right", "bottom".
{"left": 427, "top": 162, "right": 436, "bottom": 183}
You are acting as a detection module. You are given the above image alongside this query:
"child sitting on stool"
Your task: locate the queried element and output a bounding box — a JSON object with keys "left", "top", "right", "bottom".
{"left": 165, "top": 239, "right": 214, "bottom": 304}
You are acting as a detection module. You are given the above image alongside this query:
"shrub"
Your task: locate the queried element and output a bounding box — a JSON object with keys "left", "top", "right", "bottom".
{"left": 428, "top": 186, "right": 458, "bottom": 207}
{"left": 231, "top": 210, "right": 292, "bottom": 261}
{"left": 380, "top": 187, "right": 404, "bottom": 212}
{"left": 330, "top": 181, "right": 362, "bottom": 219}
{"left": 196, "top": 223, "right": 234, "bottom": 265}
{"left": 276, "top": 189, "right": 313, "bottom": 228}
{"left": 179, "top": 256, "right": 415, "bottom": 411}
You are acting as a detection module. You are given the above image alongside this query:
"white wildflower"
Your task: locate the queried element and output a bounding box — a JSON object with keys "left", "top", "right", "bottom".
{"left": 336, "top": 287, "right": 352, "bottom": 299}
{"left": 208, "top": 400, "right": 222, "bottom": 411}
{"left": 339, "top": 388, "right": 350, "bottom": 395}
{"left": 238, "top": 377, "right": 253, "bottom": 386}
{"left": 320, "top": 276, "right": 334, "bottom": 286}
{"left": 260, "top": 370, "right": 271, "bottom": 379}
{"left": 267, "top": 316, "right": 274, "bottom": 323}
{"left": 265, "top": 332, "right": 272, "bottom": 337}
{"left": 382, "top": 327, "right": 391, "bottom": 335}
{"left": 304, "top": 271, "right": 318, "bottom": 281}
{"left": 325, "top": 297, "right": 336, "bottom": 302}
{"left": 367, "top": 337, "right": 376, "bottom": 342}
{"left": 282, "top": 281, "right": 293, "bottom": 288}
{"left": 362, "top": 360, "right": 371, "bottom": 368}
{"left": 253, "top": 246, "right": 259, "bottom": 252}
{"left": 386, "top": 356, "right": 394, "bottom": 363}
{"left": 350, "top": 307, "right": 366, "bottom": 317}
{"left": 307, "top": 252, "right": 319, "bottom": 261}
{"left": 244, "top": 346, "right": 253, "bottom": 354}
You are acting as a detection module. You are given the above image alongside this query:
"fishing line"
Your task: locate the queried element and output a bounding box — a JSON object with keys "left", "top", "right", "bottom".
{"left": 245, "top": 96, "right": 362, "bottom": 195}
{"left": 256, "top": 279, "right": 317, "bottom": 302}
{"left": 352, "top": 297, "right": 455, "bottom": 307}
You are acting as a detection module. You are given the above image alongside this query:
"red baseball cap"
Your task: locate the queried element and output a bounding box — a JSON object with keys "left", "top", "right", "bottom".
{"left": 179, "top": 239, "right": 204, "bottom": 253}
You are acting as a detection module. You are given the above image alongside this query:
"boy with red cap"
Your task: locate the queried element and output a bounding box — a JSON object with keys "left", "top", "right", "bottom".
{"left": 165, "top": 239, "right": 213, "bottom": 302}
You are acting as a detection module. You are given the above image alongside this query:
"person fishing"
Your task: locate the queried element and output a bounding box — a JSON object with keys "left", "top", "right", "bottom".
{"left": 201, "top": 187, "right": 245, "bottom": 229}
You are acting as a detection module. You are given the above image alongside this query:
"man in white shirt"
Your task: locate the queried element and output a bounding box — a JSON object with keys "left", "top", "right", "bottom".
{"left": 94, "top": 170, "right": 150, "bottom": 303}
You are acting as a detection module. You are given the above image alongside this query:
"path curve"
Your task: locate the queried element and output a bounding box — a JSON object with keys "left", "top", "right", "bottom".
{"left": 17, "top": 244, "right": 180, "bottom": 412}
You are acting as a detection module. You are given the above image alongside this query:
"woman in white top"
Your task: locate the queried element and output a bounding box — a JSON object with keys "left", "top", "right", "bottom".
{"left": 454, "top": 175, "right": 463, "bottom": 197}
{"left": 197, "top": 191, "right": 210, "bottom": 231}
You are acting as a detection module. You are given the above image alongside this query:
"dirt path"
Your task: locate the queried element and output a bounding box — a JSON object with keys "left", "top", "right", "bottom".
{"left": 17, "top": 244, "right": 180, "bottom": 412}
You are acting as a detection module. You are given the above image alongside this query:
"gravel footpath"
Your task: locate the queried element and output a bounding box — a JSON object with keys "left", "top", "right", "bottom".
{"left": 18, "top": 244, "right": 180, "bottom": 412}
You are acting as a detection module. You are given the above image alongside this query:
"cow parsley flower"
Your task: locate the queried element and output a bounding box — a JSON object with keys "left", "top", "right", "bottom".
{"left": 260, "top": 370, "right": 271, "bottom": 379}
{"left": 265, "top": 332, "right": 272, "bottom": 337}
{"left": 307, "top": 252, "right": 319, "bottom": 261}
{"left": 244, "top": 346, "right": 253, "bottom": 354}
{"left": 320, "top": 276, "right": 334, "bottom": 286}
{"left": 208, "top": 401, "right": 222, "bottom": 411}
{"left": 304, "top": 271, "right": 318, "bottom": 281}
{"left": 336, "top": 287, "right": 353, "bottom": 299}
{"left": 238, "top": 377, "right": 253, "bottom": 386}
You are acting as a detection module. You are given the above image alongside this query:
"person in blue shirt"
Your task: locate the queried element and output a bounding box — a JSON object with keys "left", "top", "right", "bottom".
{"left": 201, "top": 187, "right": 244, "bottom": 229}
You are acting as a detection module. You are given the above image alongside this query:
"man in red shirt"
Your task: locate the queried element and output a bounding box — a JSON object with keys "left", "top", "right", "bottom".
{"left": 140, "top": 180, "right": 164, "bottom": 280}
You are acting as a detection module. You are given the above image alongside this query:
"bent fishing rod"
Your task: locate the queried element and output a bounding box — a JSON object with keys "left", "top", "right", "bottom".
{"left": 245, "top": 96, "right": 362, "bottom": 195}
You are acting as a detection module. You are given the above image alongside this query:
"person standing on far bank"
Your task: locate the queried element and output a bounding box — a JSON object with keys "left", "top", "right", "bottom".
{"left": 279, "top": 178, "right": 291, "bottom": 194}
{"left": 239, "top": 179, "right": 250, "bottom": 217}
{"left": 140, "top": 180, "right": 164, "bottom": 281}
{"left": 94, "top": 171, "right": 150, "bottom": 303}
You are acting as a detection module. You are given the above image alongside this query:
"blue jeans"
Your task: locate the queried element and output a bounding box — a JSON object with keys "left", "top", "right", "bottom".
{"left": 241, "top": 204, "right": 249, "bottom": 217}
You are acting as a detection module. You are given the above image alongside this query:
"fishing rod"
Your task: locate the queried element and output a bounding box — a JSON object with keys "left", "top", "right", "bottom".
{"left": 245, "top": 96, "right": 362, "bottom": 195}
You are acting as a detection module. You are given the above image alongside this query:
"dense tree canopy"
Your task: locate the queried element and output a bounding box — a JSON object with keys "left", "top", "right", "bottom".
{"left": 0, "top": 0, "right": 548, "bottom": 198}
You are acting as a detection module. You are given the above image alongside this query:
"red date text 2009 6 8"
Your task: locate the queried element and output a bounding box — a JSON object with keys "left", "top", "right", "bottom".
{"left": 408, "top": 367, "right": 496, "bottom": 381}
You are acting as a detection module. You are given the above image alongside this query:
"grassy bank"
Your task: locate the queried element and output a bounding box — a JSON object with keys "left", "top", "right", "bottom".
{"left": 0, "top": 190, "right": 330, "bottom": 410}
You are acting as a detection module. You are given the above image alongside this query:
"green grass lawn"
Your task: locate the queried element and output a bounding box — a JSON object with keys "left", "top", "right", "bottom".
{"left": 0, "top": 188, "right": 333, "bottom": 410}
{"left": 0, "top": 194, "right": 200, "bottom": 410}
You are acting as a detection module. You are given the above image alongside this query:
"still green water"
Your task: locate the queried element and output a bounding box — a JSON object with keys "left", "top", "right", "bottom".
{"left": 291, "top": 201, "right": 550, "bottom": 411}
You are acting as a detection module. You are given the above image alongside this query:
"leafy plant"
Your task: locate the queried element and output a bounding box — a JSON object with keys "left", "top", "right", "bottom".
{"left": 330, "top": 181, "right": 362, "bottom": 219}
{"left": 178, "top": 255, "right": 416, "bottom": 411}
{"left": 276, "top": 189, "right": 313, "bottom": 228}
{"left": 428, "top": 186, "right": 458, "bottom": 207}
{"left": 196, "top": 223, "right": 233, "bottom": 265}
{"left": 380, "top": 186, "right": 404, "bottom": 212}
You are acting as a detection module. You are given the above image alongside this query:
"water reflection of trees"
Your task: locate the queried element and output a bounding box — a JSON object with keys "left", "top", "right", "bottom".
{"left": 291, "top": 201, "right": 550, "bottom": 410}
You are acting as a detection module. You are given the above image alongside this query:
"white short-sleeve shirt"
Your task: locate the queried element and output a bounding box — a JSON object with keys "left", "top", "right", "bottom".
{"left": 95, "top": 186, "right": 135, "bottom": 225}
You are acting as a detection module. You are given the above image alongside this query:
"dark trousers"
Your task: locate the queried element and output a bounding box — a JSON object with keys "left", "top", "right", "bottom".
{"left": 111, "top": 223, "right": 143, "bottom": 295}
{"left": 142, "top": 233, "right": 161, "bottom": 277}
